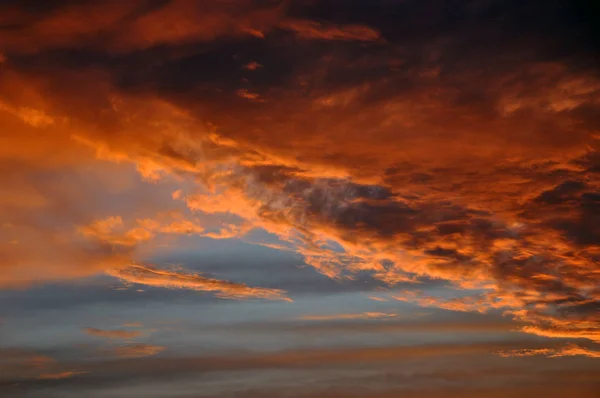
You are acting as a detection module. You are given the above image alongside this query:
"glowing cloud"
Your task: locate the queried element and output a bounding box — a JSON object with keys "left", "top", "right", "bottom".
{"left": 106, "top": 264, "right": 291, "bottom": 301}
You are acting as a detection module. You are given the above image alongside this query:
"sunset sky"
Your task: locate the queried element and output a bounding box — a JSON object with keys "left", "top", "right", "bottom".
{"left": 0, "top": 1, "right": 599, "bottom": 397}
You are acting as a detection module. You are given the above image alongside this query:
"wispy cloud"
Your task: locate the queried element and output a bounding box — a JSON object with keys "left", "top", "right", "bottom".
{"left": 111, "top": 344, "right": 165, "bottom": 359}
{"left": 37, "top": 371, "right": 87, "bottom": 380}
{"left": 237, "top": 89, "right": 264, "bottom": 102}
{"left": 280, "top": 19, "right": 380, "bottom": 41}
{"left": 106, "top": 264, "right": 291, "bottom": 301}
{"left": 121, "top": 322, "right": 143, "bottom": 328}
{"left": 498, "top": 344, "right": 600, "bottom": 359}
{"left": 83, "top": 328, "right": 142, "bottom": 340}
{"left": 299, "top": 312, "right": 397, "bottom": 321}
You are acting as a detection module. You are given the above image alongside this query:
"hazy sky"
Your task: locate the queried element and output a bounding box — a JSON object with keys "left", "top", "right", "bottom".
{"left": 0, "top": 1, "right": 599, "bottom": 397}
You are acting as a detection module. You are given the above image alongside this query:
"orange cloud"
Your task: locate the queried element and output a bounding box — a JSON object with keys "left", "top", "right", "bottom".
{"left": 78, "top": 216, "right": 155, "bottom": 247}
{"left": 519, "top": 325, "right": 600, "bottom": 343}
{"left": 111, "top": 344, "right": 165, "bottom": 359}
{"left": 243, "top": 61, "right": 262, "bottom": 71}
{"left": 0, "top": 350, "right": 87, "bottom": 383}
{"left": 83, "top": 328, "right": 143, "bottom": 340}
{"left": 158, "top": 220, "right": 205, "bottom": 234}
{"left": 368, "top": 296, "right": 389, "bottom": 302}
{"left": 498, "top": 344, "right": 600, "bottom": 359}
{"left": 106, "top": 264, "right": 291, "bottom": 301}
{"left": 392, "top": 291, "right": 490, "bottom": 313}
{"left": 237, "top": 89, "right": 264, "bottom": 101}
{"left": 79, "top": 214, "right": 220, "bottom": 248}
{"left": 0, "top": 102, "right": 55, "bottom": 127}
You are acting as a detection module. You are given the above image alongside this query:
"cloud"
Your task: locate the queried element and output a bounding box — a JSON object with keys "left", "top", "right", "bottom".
{"left": 112, "top": 0, "right": 284, "bottom": 51}
{"left": 78, "top": 216, "right": 155, "bottom": 247}
{"left": 0, "top": 0, "right": 380, "bottom": 54}
{"left": 37, "top": 371, "right": 86, "bottom": 380}
{"left": 174, "top": 156, "right": 598, "bottom": 341}
{"left": 83, "top": 328, "right": 143, "bottom": 340}
{"left": 0, "top": 0, "right": 283, "bottom": 53}
{"left": 121, "top": 322, "right": 143, "bottom": 327}
{"left": 106, "top": 264, "right": 291, "bottom": 301}
{"left": 0, "top": 350, "right": 86, "bottom": 384}
{"left": 518, "top": 325, "right": 600, "bottom": 343}
{"left": 237, "top": 89, "right": 264, "bottom": 101}
{"left": 0, "top": 0, "right": 597, "bottom": 348}
{"left": 299, "top": 312, "right": 397, "bottom": 321}
{"left": 111, "top": 344, "right": 165, "bottom": 359}
{"left": 0, "top": 102, "right": 55, "bottom": 127}
{"left": 368, "top": 296, "right": 389, "bottom": 302}
{"left": 498, "top": 344, "right": 600, "bottom": 359}
{"left": 1, "top": 7, "right": 600, "bottom": 398}
{"left": 243, "top": 61, "right": 262, "bottom": 71}
{"left": 280, "top": 19, "right": 381, "bottom": 41}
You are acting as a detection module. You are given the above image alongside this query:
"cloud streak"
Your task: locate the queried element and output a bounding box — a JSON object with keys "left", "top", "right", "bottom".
{"left": 83, "top": 328, "right": 142, "bottom": 340}
{"left": 299, "top": 312, "right": 397, "bottom": 321}
{"left": 498, "top": 344, "right": 600, "bottom": 359}
{"left": 110, "top": 344, "right": 165, "bottom": 359}
{"left": 280, "top": 19, "right": 381, "bottom": 41}
{"left": 106, "top": 264, "right": 291, "bottom": 301}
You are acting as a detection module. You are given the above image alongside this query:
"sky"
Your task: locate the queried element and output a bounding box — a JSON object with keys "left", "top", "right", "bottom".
{"left": 0, "top": 0, "right": 599, "bottom": 397}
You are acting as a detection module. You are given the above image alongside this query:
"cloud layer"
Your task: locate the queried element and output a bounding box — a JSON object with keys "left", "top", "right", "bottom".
{"left": 0, "top": 0, "right": 598, "bottom": 376}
